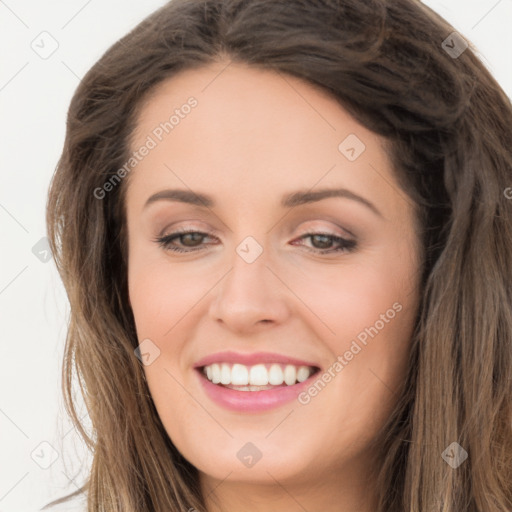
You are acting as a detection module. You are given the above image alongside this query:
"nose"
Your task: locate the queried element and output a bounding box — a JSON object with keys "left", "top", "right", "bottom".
{"left": 208, "top": 244, "right": 291, "bottom": 334}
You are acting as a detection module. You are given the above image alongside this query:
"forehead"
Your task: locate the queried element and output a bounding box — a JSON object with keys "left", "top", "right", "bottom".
{"left": 126, "top": 62, "right": 397, "bottom": 218}
{"left": 131, "top": 61, "right": 373, "bottom": 150}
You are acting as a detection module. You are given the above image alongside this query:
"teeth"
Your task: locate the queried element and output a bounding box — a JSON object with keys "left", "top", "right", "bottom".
{"left": 284, "top": 365, "right": 296, "bottom": 385}
{"left": 268, "top": 364, "right": 284, "bottom": 385}
{"left": 211, "top": 363, "right": 221, "bottom": 384}
{"left": 220, "top": 364, "right": 231, "bottom": 385}
{"left": 231, "top": 364, "right": 249, "bottom": 385}
{"left": 250, "top": 364, "right": 269, "bottom": 385}
{"left": 297, "top": 366, "right": 310, "bottom": 382}
{"left": 202, "top": 362, "right": 315, "bottom": 388}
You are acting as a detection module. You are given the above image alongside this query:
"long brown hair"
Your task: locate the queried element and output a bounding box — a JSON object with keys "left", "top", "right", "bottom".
{"left": 44, "top": 0, "right": 512, "bottom": 510}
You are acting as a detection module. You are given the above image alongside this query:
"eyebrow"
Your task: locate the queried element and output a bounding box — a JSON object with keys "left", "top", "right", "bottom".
{"left": 144, "top": 187, "right": 383, "bottom": 218}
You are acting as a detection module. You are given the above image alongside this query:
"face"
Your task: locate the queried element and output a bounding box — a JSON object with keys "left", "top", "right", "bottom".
{"left": 125, "top": 61, "right": 422, "bottom": 505}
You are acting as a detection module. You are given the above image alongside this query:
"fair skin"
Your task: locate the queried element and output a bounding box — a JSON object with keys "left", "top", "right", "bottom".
{"left": 126, "top": 60, "right": 422, "bottom": 512}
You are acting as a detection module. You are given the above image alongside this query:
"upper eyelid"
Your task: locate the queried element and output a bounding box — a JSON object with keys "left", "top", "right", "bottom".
{"left": 159, "top": 228, "right": 356, "bottom": 249}
{"left": 161, "top": 227, "right": 354, "bottom": 240}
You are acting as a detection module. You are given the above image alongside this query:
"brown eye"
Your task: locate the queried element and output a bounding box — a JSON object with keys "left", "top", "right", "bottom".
{"left": 154, "top": 230, "right": 216, "bottom": 253}
{"left": 309, "top": 234, "right": 334, "bottom": 250}
{"left": 291, "top": 232, "right": 357, "bottom": 255}
{"left": 178, "top": 232, "right": 205, "bottom": 247}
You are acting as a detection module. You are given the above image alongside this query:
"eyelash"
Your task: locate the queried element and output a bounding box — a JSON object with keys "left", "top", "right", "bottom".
{"left": 153, "top": 228, "right": 357, "bottom": 255}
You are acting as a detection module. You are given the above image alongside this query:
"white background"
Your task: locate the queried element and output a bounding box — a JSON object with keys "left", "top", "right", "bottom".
{"left": 0, "top": 1, "right": 511, "bottom": 510}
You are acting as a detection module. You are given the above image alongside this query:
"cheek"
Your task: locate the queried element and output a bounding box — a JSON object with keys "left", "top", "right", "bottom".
{"left": 285, "top": 262, "right": 417, "bottom": 449}
{"left": 289, "top": 257, "right": 417, "bottom": 348}
{"left": 285, "top": 244, "right": 419, "bottom": 400}
{"left": 127, "top": 259, "right": 207, "bottom": 418}
{"left": 128, "top": 255, "right": 210, "bottom": 338}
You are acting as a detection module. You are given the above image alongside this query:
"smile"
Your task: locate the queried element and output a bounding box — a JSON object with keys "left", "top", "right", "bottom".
{"left": 202, "top": 362, "right": 317, "bottom": 390}
{"left": 194, "top": 352, "right": 322, "bottom": 412}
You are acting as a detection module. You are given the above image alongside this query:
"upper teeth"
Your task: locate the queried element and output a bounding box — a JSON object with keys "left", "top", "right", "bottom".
{"left": 203, "top": 363, "right": 314, "bottom": 386}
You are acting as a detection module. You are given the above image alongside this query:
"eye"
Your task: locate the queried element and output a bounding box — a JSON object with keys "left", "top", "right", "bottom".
{"left": 291, "top": 232, "right": 357, "bottom": 254}
{"left": 154, "top": 229, "right": 217, "bottom": 253}
{"left": 154, "top": 228, "right": 357, "bottom": 255}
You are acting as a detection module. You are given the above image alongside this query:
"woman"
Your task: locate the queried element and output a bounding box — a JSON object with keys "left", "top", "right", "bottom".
{"left": 44, "top": 0, "right": 512, "bottom": 510}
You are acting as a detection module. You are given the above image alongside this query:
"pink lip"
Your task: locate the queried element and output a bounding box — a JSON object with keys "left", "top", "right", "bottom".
{"left": 193, "top": 350, "right": 320, "bottom": 369}
{"left": 193, "top": 351, "right": 321, "bottom": 413}
{"left": 195, "top": 369, "right": 319, "bottom": 413}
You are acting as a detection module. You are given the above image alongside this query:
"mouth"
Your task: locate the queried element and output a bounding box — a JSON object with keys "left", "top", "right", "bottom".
{"left": 193, "top": 352, "right": 322, "bottom": 412}
{"left": 198, "top": 362, "right": 321, "bottom": 391}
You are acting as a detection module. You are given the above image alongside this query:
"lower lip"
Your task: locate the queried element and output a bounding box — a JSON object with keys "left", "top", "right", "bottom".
{"left": 195, "top": 369, "right": 318, "bottom": 412}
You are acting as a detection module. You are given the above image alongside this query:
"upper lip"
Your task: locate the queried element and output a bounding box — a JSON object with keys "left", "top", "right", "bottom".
{"left": 194, "top": 351, "right": 321, "bottom": 369}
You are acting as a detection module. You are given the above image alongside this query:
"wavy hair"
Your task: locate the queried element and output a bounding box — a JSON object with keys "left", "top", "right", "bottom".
{"left": 44, "top": 0, "right": 512, "bottom": 510}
